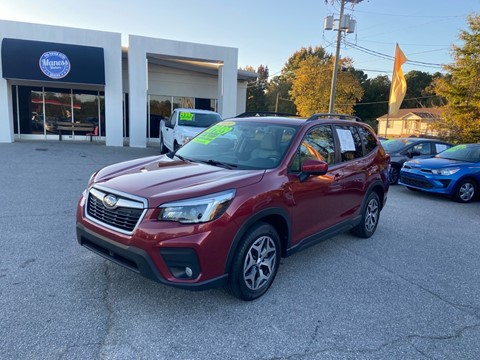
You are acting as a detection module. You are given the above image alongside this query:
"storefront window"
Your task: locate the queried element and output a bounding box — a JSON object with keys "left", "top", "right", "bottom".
{"left": 13, "top": 85, "right": 104, "bottom": 138}
{"left": 173, "top": 96, "right": 194, "bottom": 110}
{"left": 149, "top": 95, "right": 172, "bottom": 139}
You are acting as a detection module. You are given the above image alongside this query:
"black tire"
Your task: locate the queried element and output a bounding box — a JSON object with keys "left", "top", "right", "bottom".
{"left": 174, "top": 142, "right": 180, "bottom": 152}
{"left": 159, "top": 135, "right": 167, "bottom": 154}
{"left": 453, "top": 179, "right": 477, "bottom": 203}
{"left": 388, "top": 165, "right": 400, "bottom": 185}
{"left": 228, "top": 222, "right": 281, "bottom": 301}
{"left": 351, "top": 192, "right": 380, "bottom": 238}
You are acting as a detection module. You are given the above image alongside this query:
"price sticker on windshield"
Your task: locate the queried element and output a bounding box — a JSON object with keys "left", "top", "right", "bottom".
{"left": 179, "top": 112, "right": 194, "bottom": 121}
{"left": 193, "top": 125, "right": 233, "bottom": 144}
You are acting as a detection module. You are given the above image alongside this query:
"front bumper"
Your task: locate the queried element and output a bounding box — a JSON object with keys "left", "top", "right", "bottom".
{"left": 76, "top": 222, "right": 228, "bottom": 290}
{"left": 399, "top": 170, "right": 454, "bottom": 195}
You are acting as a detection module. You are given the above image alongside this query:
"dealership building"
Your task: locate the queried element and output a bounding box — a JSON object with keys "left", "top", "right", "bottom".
{"left": 0, "top": 20, "right": 255, "bottom": 147}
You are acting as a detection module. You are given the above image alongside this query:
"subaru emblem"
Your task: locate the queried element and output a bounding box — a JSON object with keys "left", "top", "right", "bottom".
{"left": 103, "top": 194, "right": 118, "bottom": 208}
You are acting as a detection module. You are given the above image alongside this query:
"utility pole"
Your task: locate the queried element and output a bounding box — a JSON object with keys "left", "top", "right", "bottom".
{"left": 325, "top": 0, "right": 362, "bottom": 113}
{"left": 328, "top": 0, "right": 346, "bottom": 114}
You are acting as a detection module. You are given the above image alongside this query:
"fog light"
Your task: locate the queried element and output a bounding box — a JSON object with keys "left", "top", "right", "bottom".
{"left": 185, "top": 267, "right": 193, "bottom": 278}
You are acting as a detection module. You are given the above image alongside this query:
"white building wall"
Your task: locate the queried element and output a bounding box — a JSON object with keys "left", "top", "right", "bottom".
{"left": 0, "top": 20, "right": 123, "bottom": 146}
{"left": 128, "top": 35, "right": 238, "bottom": 148}
{"left": 148, "top": 65, "right": 218, "bottom": 98}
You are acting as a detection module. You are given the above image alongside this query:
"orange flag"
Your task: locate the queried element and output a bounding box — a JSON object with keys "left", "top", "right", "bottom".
{"left": 388, "top": 44, "right": 408, "bottom": 116}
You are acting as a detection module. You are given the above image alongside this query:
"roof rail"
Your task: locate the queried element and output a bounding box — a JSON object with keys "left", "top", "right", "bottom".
{"left": 306, "top": 113, "right": 361, "bottom": 122}
{"left": 235, "top": 111, "right": 300, "bottom": 118}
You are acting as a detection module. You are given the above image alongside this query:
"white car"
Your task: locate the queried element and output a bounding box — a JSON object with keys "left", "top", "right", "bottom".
{"left": 159, "top": 108, "right": 222, "bottom": 153}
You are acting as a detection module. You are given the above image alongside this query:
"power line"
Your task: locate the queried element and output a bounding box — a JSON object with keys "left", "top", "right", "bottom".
{"left": 345, "top": 41, "right": 444, "bottom": 68}
{"left": 352, "top": 9, "right": 467, "bottom": 19}
{"left": 351, "top": 95, "right": 442, "bottom": 106}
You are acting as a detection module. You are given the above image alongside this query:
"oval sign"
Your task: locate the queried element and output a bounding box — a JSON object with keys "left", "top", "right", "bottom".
{"left": 39, "top": 51, "right": 71, "bottom": 79}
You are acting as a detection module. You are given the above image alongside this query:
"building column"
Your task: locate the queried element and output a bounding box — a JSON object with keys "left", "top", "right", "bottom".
{"left": 127, "top": 39, "right": 148, "bottom": 148}
{"left": 0, "top": 79, "right": 13, "bottom": 143}
{"left": 217, "top": 54, "right": 238, "bottom": 119}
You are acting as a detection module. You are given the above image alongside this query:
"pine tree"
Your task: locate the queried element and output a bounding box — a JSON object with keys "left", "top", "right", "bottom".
{"left": 434, "top": 14, "right": 480, "bottom": 143}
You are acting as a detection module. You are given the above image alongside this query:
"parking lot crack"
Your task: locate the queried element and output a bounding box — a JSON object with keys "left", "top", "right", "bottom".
{"left": 263, "top": 324, "right": 480, "bottom": 360}
{"left": 333, "top": 241, "right": 480, "bottom": 320}
{"left": 98, "top": 261, "right": 115, "bottom": 358}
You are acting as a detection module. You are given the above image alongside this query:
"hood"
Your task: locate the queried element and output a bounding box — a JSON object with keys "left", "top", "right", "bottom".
{"left": 178, "top": 125, "right": 208, "bottom": 138}
{"left": 406, "top": 157, "right": 471, "bottom": 169}
{"left": 92, "top": 155, "right": 264, "bottom": 207}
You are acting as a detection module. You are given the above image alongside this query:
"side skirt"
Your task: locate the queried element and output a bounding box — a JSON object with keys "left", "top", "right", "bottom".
{"left": 285, "top": 215, "right": 362, "bottom": 257}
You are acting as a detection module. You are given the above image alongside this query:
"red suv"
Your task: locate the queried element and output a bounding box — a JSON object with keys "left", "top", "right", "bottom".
{"left": 76, "top": 114, "right": 390, "bottom": 300}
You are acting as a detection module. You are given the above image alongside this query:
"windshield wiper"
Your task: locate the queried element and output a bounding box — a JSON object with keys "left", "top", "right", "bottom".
{"left": 174, "top": 154, "right": 189, "bottom": 162}
{"left": 198, "top": 159, "right": 238, "bottom": 169}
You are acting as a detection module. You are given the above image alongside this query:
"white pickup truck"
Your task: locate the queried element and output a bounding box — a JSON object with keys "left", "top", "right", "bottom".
{"left": 159, "top": 108, "right": 222, "bottom": 153}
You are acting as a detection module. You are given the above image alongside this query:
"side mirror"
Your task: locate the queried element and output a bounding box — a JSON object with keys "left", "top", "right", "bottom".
{"left": 408, "top": 150, "right": 421, "bottom": 158}
{"left": 299, "top": 159, "right": 328, "bottom": 181}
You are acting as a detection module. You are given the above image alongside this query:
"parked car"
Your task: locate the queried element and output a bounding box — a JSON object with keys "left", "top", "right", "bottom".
{"left": 399, "top": 144, "right": 480, "bottom": 203}
{"left": 76, "top": 114, "right": 390, "bottom": 300}
{"left": 159, "top": 108, "right": 222, "bottom": 153}
{"left": 382, "top": 137, "right": 452, "bottom": 184}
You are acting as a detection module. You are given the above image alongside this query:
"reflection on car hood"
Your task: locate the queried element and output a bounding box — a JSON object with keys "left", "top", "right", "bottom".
{"left": 93, "top": 155, "right": 264, "bottom": 207}
{"left": 406, "top": 157, "right": 471, "bottom": 168}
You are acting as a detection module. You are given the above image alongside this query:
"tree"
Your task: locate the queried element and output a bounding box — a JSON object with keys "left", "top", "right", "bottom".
{"left": 290, "top": 56, "right": 363, "bottom": 116}
{"left": 354, "top": 74, "right": 390, "bottom": 126}
{"left": 434, "top": 14, "right": 480, "bottom": 143}
{"left": 245, "top": 65, "right": 269, "bottom": 112}
{"left": 403, "top": 70, "right": 439, "bottom": 108}
{"left": 266, "top": 46, "right": 330, "bottom": 114}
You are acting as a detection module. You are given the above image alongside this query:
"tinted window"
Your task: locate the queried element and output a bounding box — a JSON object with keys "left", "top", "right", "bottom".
{"left": 358, "top": 126, "right": 378, "bottom": 154}
{"left": 289, "top": 125, "right": 335, "bottom": 172}
{"left": 335, "top": 125, "right": 363, "bottom": 162}
{"left": 382, "top": 139, "right": 413, "bottom": 152}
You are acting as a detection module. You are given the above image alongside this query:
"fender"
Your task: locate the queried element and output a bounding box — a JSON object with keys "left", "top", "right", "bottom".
{"left": 224, "top": 207, "right": 291, "bottom": 274}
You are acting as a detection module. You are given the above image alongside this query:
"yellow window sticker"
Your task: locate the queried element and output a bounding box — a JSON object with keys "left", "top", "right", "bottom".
{"left": 193, "top": 125, "right": 233, "bottom": 144}
{"left": 179, "top": 112, "right": 194, "bottom": 121}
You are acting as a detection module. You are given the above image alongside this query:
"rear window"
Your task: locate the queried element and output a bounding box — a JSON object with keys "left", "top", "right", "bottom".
{"left": 358, "top": 126, "right": 378, "bottom": 155}
{"left": 178, "top": 111, "right": 222, "bottom": 127}
{"left": 382, "top": 139, "right": 412, "bottom": 152}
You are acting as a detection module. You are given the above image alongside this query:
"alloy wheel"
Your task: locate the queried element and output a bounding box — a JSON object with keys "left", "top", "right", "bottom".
{"left": 458, "top": 182, "right": 475, "bottom": 202}
{"left": 365, "top": 197, "right": 379, "bottom": 232}
{"left": 243, "top": 235, "right": 277, "bottom": 291}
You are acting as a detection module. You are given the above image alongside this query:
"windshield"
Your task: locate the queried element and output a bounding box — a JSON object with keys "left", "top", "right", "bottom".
{"left": 436, "top": 144, "right": 480, "bottom": 162}
{"left": 175, "top": 120, "right": 298, "bottom": 170}
{"left": 382, "top": 139, "right": 413, "bottom": 152}
{"left": 178, "top": 111, "right": 222, "bottom": 127}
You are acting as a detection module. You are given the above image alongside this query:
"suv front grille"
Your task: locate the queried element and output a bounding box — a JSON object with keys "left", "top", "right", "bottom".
{"left": 86, "top": 187, "right": 147, "bottom": 234}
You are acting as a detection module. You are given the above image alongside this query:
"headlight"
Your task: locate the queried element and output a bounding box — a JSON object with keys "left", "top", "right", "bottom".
{"left": 158, "top": 189, "right": 235, "bottom": 224}
{"left": 431, "top": 168, "right": 460, "bottom": 175}
{"left": 181, "top": 135, "right": 193, "bottom": 145}
{"left": 87, "top": 171, "right": 98, "bottom": 188}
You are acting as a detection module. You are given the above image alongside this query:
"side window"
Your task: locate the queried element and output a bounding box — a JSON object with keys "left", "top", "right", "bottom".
{"left": 335, "top": 125, "right": 363, "bottom": 162}
{"left": 289, "top": 126, "right": 335, "bottom": 172}
{"left": 358, "top": 126, "right": 377, "bottom": 155}
{"left": 413, "top": 142, "right": 432, "bottom": 155}
{"left": 166, "top": 113, "right": 176, "bottom": 128}
{"left": 435, "top": 142, "right": 450, "bottom": 153}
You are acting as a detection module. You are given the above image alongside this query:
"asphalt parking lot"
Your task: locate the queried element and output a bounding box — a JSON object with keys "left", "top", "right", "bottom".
{"left": 1, "top": 140, "right": 479, "bottom": 360}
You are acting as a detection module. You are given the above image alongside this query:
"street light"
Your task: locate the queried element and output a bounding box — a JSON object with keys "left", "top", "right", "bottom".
{"left": 325, "top": 0, "right": 362, "bottom": 113}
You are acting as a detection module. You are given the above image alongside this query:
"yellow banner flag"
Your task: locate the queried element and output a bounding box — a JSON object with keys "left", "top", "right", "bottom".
{"left": 388, "top": 44, "right": 408, "bottom": 116}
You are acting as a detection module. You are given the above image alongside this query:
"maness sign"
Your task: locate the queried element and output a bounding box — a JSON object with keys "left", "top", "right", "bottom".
{"left": 1, "top": 38, "right": 105, "bottom": 85}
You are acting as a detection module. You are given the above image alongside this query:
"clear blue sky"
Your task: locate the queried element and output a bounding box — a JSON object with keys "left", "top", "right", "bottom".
{"left": 2, "top": 0, "right": 478, "bottom": 79}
